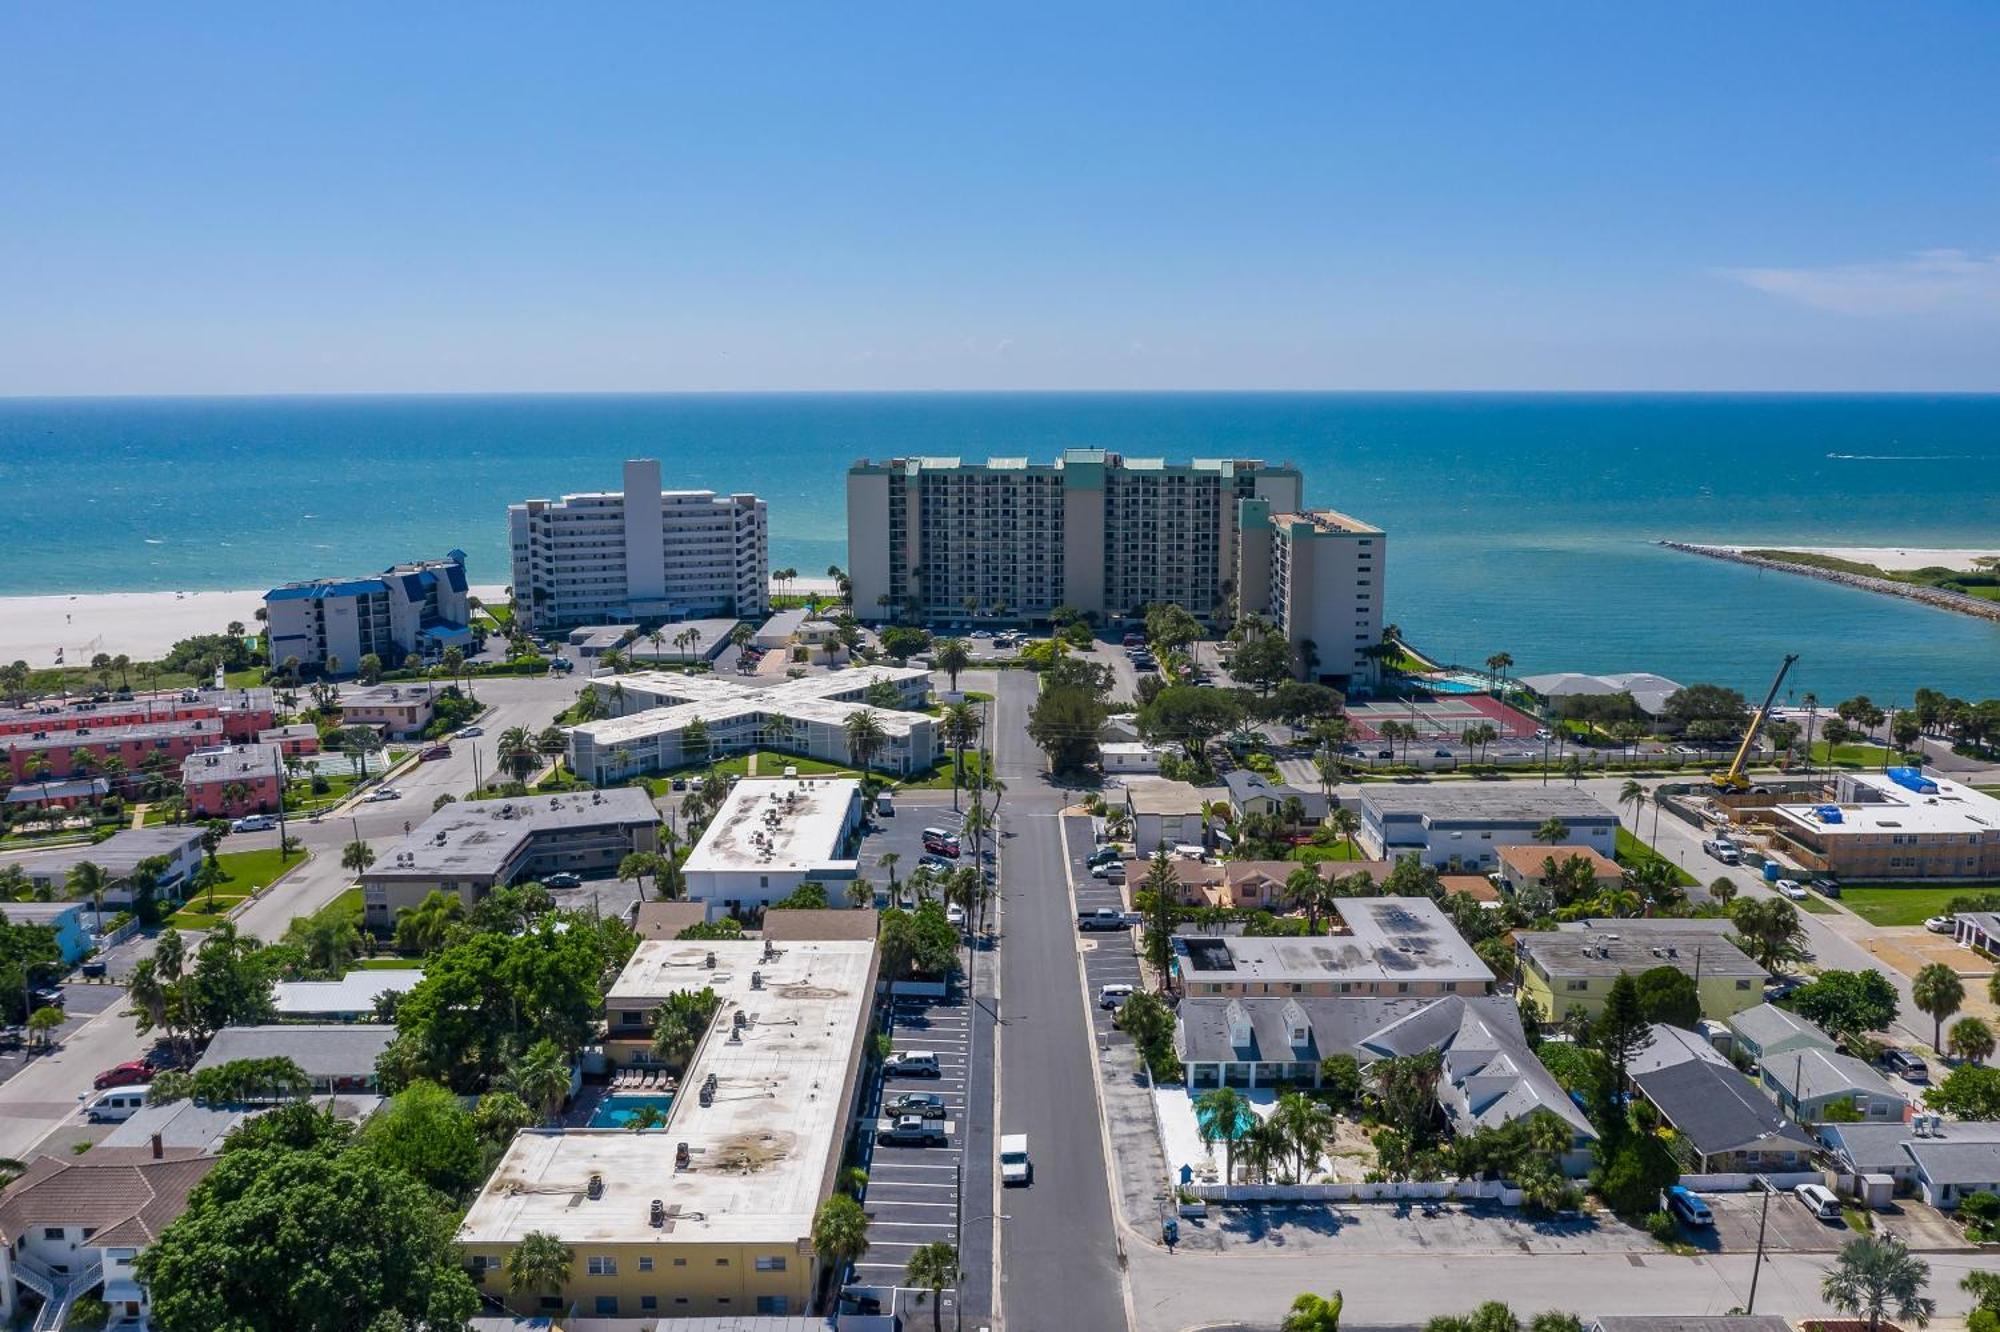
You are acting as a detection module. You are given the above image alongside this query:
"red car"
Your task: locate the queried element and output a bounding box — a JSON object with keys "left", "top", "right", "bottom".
{"left": 419, "top": 744, "right": 452, "bottom": 761}
{"left": 93, "top": 1061, "right": 151, "bottom": 1091}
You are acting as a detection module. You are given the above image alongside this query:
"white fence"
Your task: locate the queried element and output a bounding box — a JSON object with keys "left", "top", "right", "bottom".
{"left": 1194, "top": 1178, "right": 1524, "bottom": 1206}
{"left": 1680, "top": 1170, "right": 1824, "bottom": 1193}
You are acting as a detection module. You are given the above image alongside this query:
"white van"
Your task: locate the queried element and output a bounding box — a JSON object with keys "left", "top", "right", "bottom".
{"left": 875, "top": 793, "right": 895, "bottom": 816}
{"left": 83, "top": 1087, "right": 148, "bottom": 1123}
{"left": 999, "top": 1134, "right": 1032, "bottom": 1186}
{"left": 1098, "top": 983, "right": 1135, "bottom": 1010}
{"left": 1794, "top": 1183, "right": 1842, "bottom": 1221}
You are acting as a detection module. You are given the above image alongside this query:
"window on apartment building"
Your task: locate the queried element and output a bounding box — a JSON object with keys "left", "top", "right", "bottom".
{"left": 638, "top": 1256, "right": 654, "bottom": 1272}
{"left": 755, "top": 1255, "right": 787, "bottom": 1272}
{"left": 586, "top": 1256, "right": 617, "bottom": 1276}
{"left": 44, "top": 1228, "right": 63, "bottom": 1240}
{"left": 1565, "top": 980, "right": 1589, "bottom": 992}
{"left": 716, "top": 1257, "right": 731, "bottom": 1267}
{"left": 1736, "top": 979, "right": 1753, "bottom": 990}
{"left": 595, "top": 1297, "right": 619, "bottom": 1316}
{"left": 672, "top": 1257, "right": 688, "bottom": 1267}
{"left": 641, "top": 1296, "right": 659, "bottom": 1311}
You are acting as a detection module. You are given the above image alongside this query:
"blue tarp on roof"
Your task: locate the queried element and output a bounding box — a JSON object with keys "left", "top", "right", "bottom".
{"left": 1886, "top": 766, "right": 1939, "bottom": 795}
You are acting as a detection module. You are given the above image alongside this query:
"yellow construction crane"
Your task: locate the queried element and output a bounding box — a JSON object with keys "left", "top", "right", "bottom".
{"left": 1712, "top": 653, "right": 1799, "bottom": 792}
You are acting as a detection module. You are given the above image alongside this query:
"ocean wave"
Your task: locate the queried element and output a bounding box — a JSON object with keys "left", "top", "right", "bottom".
{"left": 1825, "top": 452, "right": 1970, "bottom": 461}
{"left": 143, "top": 538, "right": 165, "bottom": 544}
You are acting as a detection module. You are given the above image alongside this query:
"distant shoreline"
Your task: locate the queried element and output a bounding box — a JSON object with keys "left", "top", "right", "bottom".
{"left": 1661, "top": 542, "right": 2000, "bottom": 624}
{"left": 0, "top": 576, "right": 841, "bottom": 666}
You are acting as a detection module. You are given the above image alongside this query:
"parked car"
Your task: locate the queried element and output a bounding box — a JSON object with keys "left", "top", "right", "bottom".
{"left": 1775, "top": 879, "right": 1808, "bottom": 900}
{"left": 882, "top": 1051, "right": 941, "bottom": 1077}
{"left": 458, "top": 726, "right": 483, "bottom": 738}
{"left": 29, "top": 987, "right": 64, "bottom": 1012}
{"left": 946, "top": 904, "right": 966, "bottom": 928}
{"left": 877, "top": 1115, "right": 947, "bottom": 1147}
{"left": 1794, "top": 1183, "right": 1843, "bottom": 1221}
{"left": 1090, "top": 861, "right": 1125, "bottom": 879}
{"left": 363, "top": 786, "right": 401, "bottom": 802}
{"left": 1880, "top": 1049, "right": 1929, "bottom": 1083}
{"left": 83, "top": 1088, "right": 149, "bottom": 1123}
{"left": 918, "top": 855, "right": 955, "bottom": 874}
{"left": 543, "top": 872, "right": 583, "bottom": 889}
{"left": 1432, "top": 748, "right": 1454, "bottom": 759}
{"left": 1086, "top": 847, "right": 1122, "bottom": 867}
{"left": 230, "top": 814, "right": 277, "bottom": 833}
{"left": 1665, "top": 1185, "right": 1713, "bottom": 1228}
{"left": 1925, "top": 915, "right": 1957, "bottom": 934}
{"left": 94, "top": 1060, "right": 152, "bottom": 1091}
{"left": 419, "top": 744, "right": 452, "bottom": 761}
{"left": 1098, "top": 983, "right": 1135, "bottom": 1010}
{"left": 1808, "top": 877, "right": 1842, "bottom": 898}
{"left": 875, "top": 793, "right": 895, "bottom": 816}
{"left": 887, "top": 1092, "right": 947, "bottom": 1119}
{"left": 999, "top": 1133, "right": 1033, "bottom": 1186}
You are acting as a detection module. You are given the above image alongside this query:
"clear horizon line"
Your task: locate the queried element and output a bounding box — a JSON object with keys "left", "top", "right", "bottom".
{"left": 7, "top": 385, "right": 2000, "bottom": 403}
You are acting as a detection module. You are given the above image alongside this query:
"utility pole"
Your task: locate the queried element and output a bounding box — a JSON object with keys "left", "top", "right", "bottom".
{"left": 1745, "top": 1176, "right": 1773, "bottom": 1312}
{"left": 271, "top": 747, "right": 290, "bottom": 859}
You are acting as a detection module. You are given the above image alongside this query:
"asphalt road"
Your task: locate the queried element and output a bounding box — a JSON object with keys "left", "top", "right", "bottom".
{"left": 992, "top": 670, "right": 1130, "bottom": 1332}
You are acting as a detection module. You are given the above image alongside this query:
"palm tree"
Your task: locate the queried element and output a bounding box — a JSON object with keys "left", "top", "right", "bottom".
{"left": 1912, "top": 963, "right": 1964, "bottom": 1053}
{"left": 23, "top": 753, "right": 54, "bottom": 812}
{"left": 441, "top": 645, "right": 469, "bottom": 702}
{"left": 497, "top": 725, "right": 540, "bottom": 783}
{"left": 1245, "top": 1115, "right": 1292, "bottom": 1184}
{"left": 505, "top": 1040, "right": 573, "bottom": 1124}
{"left": 843, "top": 709, "right": 888, "bottom": 771}
{"left": 1618, "top": 779, "right": 1647, "bottom": 832}
{"left": 1328, "top": 806, "right": 1361, "bottom": 859}
{"left": 1820, "top": 1235, "right": 1933, "bottom": 1332}
{"left": 505, "top": 1230, "right": 574, "bottom": 1305}
{"left": 65, "top": 860, "right": 109, "bottom": 934}
{"left": 905, "top": 1242, "right": 960, "bottom": 1332}
{"left": 1272, "top": 1090, "right": 1334, "bottom": 1182}
{"left": 619, "top": 851, "right": 660, "bottom": 910}
{"left": 340, "top": 839, "right": 375, "bottom": 880}
{"left": 1282, "top": 1291, "right": 1344, "bottom": 1332}
{"left": 1284, "top": 865, "right": 1337, "bottom": 935}
{"left": 941, "top": 703, "right": 981, "bottom": 811}
{"left": 26, "top": 1006, "right": 63, "bottom": 1051}
{"left": 1195, "top": 1086, "right": 1249, "bottom": 1184}
{"left": 1948, "top": 1016, "right": 1994, "bottom": 1064}
{"left": 813, "top": 1193, "right": 871, "bottom": 1287}
{"left": 1483, "top": 651, "right": 1513, "bottom": 690}
{"left": 1532, "top": 817, "right": 1569, "bottom": 847}
{"left": 935, "top": 638, "right": 971, "bottom": 693}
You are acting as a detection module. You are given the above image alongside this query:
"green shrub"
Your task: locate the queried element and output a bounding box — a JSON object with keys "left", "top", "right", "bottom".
{"left": 1643, "top": 1210, "right": 1677, "bottom": 1242}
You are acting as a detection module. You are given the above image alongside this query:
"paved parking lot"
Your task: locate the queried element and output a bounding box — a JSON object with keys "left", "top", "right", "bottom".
{"left": 857, "top": 992, "right": 977, "bottom": 1322}
{"left": 1703, "top": 1189, "right": 1854, "bottom": 1253}
{"left": 1064, "top": 815, "right": 1142, "bottom": 1046}
{"left": 856, "top": 795, "right": 980, "bottom": 908}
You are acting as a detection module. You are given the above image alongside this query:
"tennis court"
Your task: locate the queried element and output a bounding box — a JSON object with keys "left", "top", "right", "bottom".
{"left": 1345, "top": 691, "right": 1540, "bottom": 742}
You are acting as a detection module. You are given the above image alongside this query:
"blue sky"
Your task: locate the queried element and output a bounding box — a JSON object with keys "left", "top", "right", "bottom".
{"left": 3, "top": 3, "right": 1997, "bottom": 393}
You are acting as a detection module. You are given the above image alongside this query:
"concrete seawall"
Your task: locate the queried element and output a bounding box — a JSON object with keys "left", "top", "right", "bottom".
{"left": 1660, "top": 541, "right": 2000, "bottom": 623}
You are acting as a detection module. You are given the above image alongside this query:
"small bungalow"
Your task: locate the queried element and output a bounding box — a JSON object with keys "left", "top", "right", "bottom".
{"left": 1631, "top": 1057, "right": 1816, "bottom": 1174}
{"left": 1821, "top": 1119, "right": 2000, "bottom": 1210}
{"left": 1222, "top": 770, "right": 1328, "bottom": 825}
{"left": 1759, "top": 1048, "right": 1908, "bottom": 1125}
{"left": 1726, "top": 1003, "right": 1837, "bottom": 1067}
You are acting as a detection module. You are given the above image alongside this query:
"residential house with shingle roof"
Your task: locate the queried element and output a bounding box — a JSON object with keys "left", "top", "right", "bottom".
{"left": 1631, "top": 1056, "right": 1815, "bottom": 1173}
{"left": 1726, "top": 1003, "right": 1837, "bottom": 1067}
{"left": 1820, "top": 1119, "right": 2000, "bottom": 1210}
{"left": 1759, "top": 1048, "right": 1908, "bottom": 1124}
{"left": 0, "top": 1148, "right": 216, "bottom": 1327}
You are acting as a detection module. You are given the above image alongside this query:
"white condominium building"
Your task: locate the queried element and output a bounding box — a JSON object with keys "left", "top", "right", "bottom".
{"left": 509, "top": 459, "right": 768, "bottom": 634}
{"left": 846, "top": 449, "right": 1303, "bottom": 624}
{"left": 1235, "top": 503, "right": 1386, "bottom": 690}
{"left": 263, "top": 552, "right": 473, "bottom": 672}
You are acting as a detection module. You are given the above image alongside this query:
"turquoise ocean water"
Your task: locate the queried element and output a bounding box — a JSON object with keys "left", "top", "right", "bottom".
{"left": 1, "top": 393, "right": 1995, "bottom": 700}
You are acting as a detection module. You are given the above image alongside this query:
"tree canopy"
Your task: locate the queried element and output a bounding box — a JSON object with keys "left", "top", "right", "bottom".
{"left": 1793, "top": 969, "right": 1900, "bottom": 1038}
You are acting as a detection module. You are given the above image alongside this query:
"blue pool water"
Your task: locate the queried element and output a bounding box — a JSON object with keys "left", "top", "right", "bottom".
{"left": 588, "top": 1093, "right": 675, "bottom": 1129}
{"left": 1196, "top": 1103, "right": 1257, "bottom": 1139}
{"left": 1418, "top": 676, "right": 1490, "bottom": 695}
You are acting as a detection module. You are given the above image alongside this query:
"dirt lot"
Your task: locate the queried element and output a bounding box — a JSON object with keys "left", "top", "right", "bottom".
{"left": 1173, "top": 1198, "right": 1652, "bottom": 1256}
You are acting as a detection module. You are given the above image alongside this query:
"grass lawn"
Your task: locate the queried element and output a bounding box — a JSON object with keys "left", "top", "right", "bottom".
{"left": 286, "top": 771, "right": 361, "bottom": 812}
{"left": 1289, "top": 842, "right": 1365, "bottom": 864}
{"left": 1837, "top": 883, "right": 2000, "bottom": 928}
{"left": 1615, "top": 827, "right": 1697, "bottom": 886}
{"left": 215, "top": 847, "right": 300, "bottom": 890}
{"left": 1793, "top": 893, "right": 1838, "bottom": 916}
{"left": 1810, "top": 740, "right": 1897, "bottom": 767}
{"left": 351, "top": 956, "right": 423, "bottom": 969}
{"left": 324, "top": 887, "right": 364, "bottom": 918}
{"left": 1977, "top": 786, "right": 2000, "bottom": 798}
{"left": 901, "top": 752, "right": 994, "bottom": 791}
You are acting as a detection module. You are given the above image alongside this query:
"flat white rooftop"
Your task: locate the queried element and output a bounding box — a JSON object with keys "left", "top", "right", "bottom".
{"left": 1179, "top": 895, "right": 1493, "bottom": 987}
{"left": 684, "top": 778, "right": 859, "bottom": 877}
{"left": 1774, "top": 773, "right": 2000, "bottom": 837}
{"left": 272, "top": 969, "right": 426, "bottom": 1016}
{"left": 460, "top": 936, "right": 875, "bottom": 1248}
{"left": 573, "top": 667, "right": 932, "bottom": 749}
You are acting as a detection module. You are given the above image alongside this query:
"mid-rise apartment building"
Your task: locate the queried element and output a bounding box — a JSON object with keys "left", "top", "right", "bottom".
{"left": 846, "top": 450, "right": 1303, "bottom": 624}
{"left": 509, "top": 460, "right": 767, "bottom": 634}
{"left": 1236, "top": 503, "right": 1386, "bottom": 689}
{"left": 264, "top": 553, "right": 472, "bottom": 673}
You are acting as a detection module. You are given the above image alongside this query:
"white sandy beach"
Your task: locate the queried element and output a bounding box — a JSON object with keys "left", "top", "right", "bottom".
{"left": 1723, "top": 545, "right": 2000, "bottom": 572}
{"left": 0, "top": 577, "right": 834, "bottom": 667}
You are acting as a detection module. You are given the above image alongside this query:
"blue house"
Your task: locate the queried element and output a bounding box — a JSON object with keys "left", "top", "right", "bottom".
{"left": 0, "top": 901, "right": 95, "bottom": 965}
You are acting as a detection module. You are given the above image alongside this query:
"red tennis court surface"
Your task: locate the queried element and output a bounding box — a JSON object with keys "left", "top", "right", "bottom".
{"left": 1345, "top": 691, "right": 1540, "bottom": 741}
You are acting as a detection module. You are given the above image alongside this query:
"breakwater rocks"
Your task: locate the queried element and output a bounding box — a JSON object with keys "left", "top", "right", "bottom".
{"left": 1659, "top": 542, "right": 2000, "bottom": 624}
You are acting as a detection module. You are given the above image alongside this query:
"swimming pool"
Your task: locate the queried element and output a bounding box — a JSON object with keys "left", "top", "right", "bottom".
{"left": 1419, "top": 674, "right": 1492, "bottom": 695}
{"left": 1195, "top": 1102, "right": 1257, "bottom": 1139}
{"left": 588, "top": 1093, "right": 675, "bottom": 1129}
